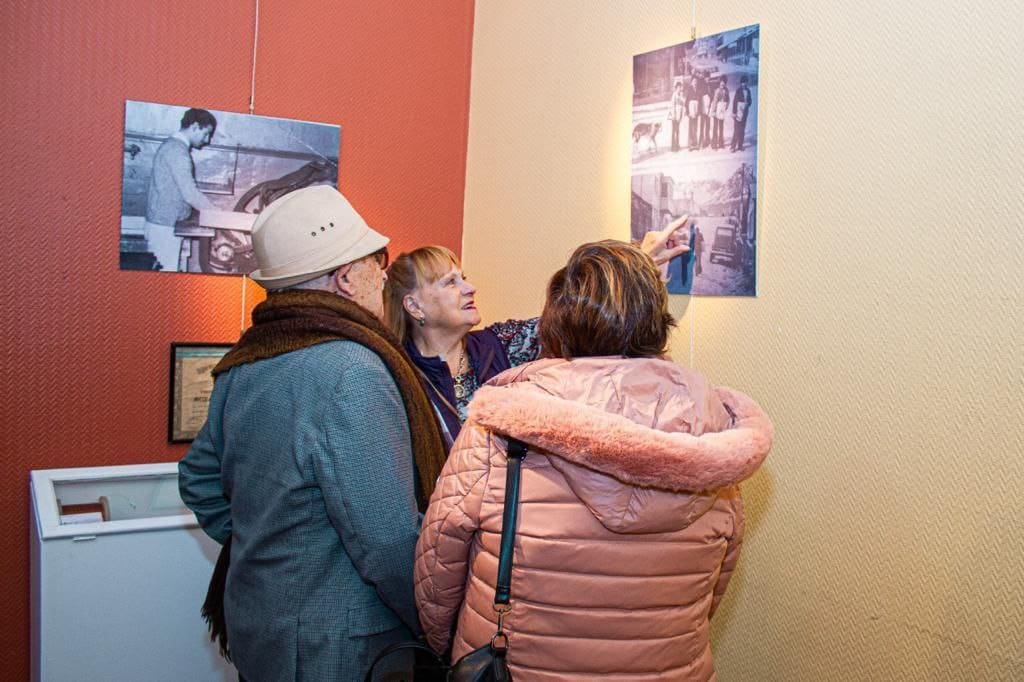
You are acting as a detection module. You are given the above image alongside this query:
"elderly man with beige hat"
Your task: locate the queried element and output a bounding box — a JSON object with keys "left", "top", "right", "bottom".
{"left": 179, "top": 185, "right": 446, "bottom": 681}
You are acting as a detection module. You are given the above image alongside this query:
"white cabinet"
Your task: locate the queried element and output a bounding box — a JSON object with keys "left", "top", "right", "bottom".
{"left": 30, "top": 462, "right": 235, "bottom": 682}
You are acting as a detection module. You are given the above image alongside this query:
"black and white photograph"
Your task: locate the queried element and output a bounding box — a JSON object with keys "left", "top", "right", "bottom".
{"left": 631, "top": 24, "right": 759, "bottom": 296}
{"left": 121, "top": 100, "right": 340, "bottom": 275}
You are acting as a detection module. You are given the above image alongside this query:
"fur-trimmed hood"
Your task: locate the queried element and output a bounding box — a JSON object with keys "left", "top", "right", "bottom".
{"left": 467, "top": 357, "right": 773, "bottom": 532}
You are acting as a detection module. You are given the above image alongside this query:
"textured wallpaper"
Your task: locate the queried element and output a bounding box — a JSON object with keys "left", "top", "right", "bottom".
{"left": 0, "top": 1, "right": 475, "bottom": 676}
{"left": 464, "top": 1, "right": 1024, "bottom": 679}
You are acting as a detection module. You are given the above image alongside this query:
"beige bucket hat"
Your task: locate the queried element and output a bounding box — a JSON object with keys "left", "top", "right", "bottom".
{"left": 249, "top": 185, "right": 389, "bottom": 290}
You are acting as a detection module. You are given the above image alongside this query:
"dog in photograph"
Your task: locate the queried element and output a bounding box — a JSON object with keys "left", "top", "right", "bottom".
{"left": 632, "top": 121, "right": 662, "bottom": 153}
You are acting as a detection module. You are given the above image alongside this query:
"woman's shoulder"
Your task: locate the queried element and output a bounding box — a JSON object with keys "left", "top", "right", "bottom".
{"left": 479, "top": 317, "right": 541, "bottom": 366}
{"left": 466, "top": 359, "right": 772, "bottom": 492}
{"left": 482, "top": 317, "right": 539, "bottom": 341}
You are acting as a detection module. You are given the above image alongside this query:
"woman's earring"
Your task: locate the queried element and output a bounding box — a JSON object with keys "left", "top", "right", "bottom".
{"left": 418, "top": 317, "right": 425, "bottom": 327}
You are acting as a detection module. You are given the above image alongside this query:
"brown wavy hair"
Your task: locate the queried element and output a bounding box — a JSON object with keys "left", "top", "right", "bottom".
{"left": 539, "top": 240, "right": 675, "bottom": 359}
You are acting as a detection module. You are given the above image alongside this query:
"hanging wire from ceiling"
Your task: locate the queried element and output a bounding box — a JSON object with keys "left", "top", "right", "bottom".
{"left": 689, "top": 0, "right": 698, "bottom": 368}
{"left": 689, "top": 296, "right": 696, "bottom": 368}
{"left": 248, "top": 0, "right": 260, "bottom": 115}
{"left": 240, "top": 0, "right": 261, "bottom": 335}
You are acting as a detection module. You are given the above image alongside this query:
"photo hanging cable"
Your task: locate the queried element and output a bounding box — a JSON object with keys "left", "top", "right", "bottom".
{"left": 249, "top": 0, "right": 260, "bottom": 115}
{"left": 240, "top": 275, "right": 248, "bottom": 336}
{"left": 689, "top": 297, "right": 696, "bottom": 368}
{"left": 238, "top": 0, "right": 260, "bottom": 337}
{"left": 688, "top": 0, "right": 698, "bottom": 365}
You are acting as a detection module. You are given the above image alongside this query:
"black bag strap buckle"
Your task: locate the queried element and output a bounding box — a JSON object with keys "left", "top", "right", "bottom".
{"left": 490, "top": 604, "right": 511, "bottom": 652}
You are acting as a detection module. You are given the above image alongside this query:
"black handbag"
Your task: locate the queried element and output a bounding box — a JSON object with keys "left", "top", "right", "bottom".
{"left": 365, "top": 438, "right": 528, "bottom": 682}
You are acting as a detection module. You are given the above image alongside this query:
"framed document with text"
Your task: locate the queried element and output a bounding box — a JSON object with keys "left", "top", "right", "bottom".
{"left": 168, "top": 342, "right": 232, "bottom": 443}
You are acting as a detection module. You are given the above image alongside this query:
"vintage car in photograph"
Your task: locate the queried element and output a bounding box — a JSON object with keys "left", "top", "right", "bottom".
{"left": 709, "top": 225, "right": 738, "bottom": 267}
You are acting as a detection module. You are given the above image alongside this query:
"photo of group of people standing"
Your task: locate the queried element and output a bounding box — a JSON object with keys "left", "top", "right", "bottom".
{"left": 631, "top": 24, "right": 760, "bottom": 297}
{"left": 667, "top": 71, "right": 752, "bottom": 153}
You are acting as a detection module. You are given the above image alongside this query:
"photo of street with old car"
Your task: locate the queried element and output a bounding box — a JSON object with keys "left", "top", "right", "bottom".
{"left": 631, "top": 24, "right": 759, "bottom": 296}
{"left": 120, "top": 100, "right": 340, "bottom": 275}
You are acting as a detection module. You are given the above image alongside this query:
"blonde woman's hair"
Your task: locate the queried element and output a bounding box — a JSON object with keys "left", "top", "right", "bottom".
{"left": 384, "top": 245, "right": 461, "bottom": 342}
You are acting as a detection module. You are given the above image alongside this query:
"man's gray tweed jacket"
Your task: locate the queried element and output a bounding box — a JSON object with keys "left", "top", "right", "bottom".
{"left": 180, "top": 340, "right": 422, "bottom": 681}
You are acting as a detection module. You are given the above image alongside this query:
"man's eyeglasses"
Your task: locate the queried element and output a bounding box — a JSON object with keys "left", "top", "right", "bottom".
{"left": 370, "top": 247, "right": 389, "bottom": 269}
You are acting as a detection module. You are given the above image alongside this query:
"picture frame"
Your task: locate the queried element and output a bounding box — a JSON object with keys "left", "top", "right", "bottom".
{"left": 168, "top": 342, "right": 232, "bottom": 443}
{"left": 631, "top": 23, "right": 761, "bottom": 297}
{"left": 121, "top": 99, "right": 340, "bottom": 275}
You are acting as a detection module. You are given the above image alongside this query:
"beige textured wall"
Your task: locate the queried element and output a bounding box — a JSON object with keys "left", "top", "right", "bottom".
{"left": 462, "top": 1, "right": 1024, "bottom": 679}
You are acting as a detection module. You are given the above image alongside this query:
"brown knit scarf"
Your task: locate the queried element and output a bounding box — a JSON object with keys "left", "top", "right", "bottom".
{"left": 214, "top": 289, "right": 447, "bottom": 504}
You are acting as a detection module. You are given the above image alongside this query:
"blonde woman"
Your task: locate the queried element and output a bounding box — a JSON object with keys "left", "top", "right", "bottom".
{"left": 383, "top": 220, "right": 691, "bottom": 448}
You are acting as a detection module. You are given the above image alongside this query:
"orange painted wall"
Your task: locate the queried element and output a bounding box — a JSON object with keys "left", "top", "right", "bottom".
{"left": 0, "top": 1, "right": 474, "bottom": 674}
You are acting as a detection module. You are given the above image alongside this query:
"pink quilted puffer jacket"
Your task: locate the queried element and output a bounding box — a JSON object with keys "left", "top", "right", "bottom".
{"left": 414, "top": 357, "right": 773, "bottom": 681}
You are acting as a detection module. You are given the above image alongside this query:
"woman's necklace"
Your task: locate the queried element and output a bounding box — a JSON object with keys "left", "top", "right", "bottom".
{"left": 452, "top": 342, "right": 468, "bottom": 399}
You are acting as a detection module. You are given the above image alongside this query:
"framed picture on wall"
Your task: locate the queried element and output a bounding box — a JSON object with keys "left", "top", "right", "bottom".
{"left": 631, "top": 23, "right": 761, "bottom": 296}
{"left": 121, "top": 99, "right": 341, "bottom": 275}
{"left": 168, "top": 342, "right": 233, "bottom": 443}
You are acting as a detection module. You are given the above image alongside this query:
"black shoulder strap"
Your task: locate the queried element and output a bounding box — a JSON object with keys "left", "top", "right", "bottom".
{"left": 365, "top": 437, "right": 529, "bottom": 682}
{"left": 495, "top": 438, "right": 528, "bottom": 605}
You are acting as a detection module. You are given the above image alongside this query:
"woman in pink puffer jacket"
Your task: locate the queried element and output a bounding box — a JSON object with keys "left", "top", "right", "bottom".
{"left": 414, "top": 240, "right": 773, "bottom": 681}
